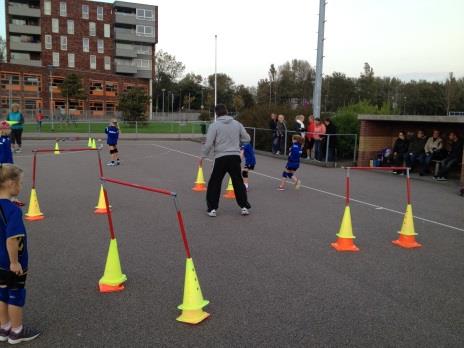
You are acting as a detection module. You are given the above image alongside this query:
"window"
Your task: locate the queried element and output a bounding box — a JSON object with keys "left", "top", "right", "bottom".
{"left": 104, "top": 56, "right": 111, "bottom": 71}
{"left": 67, "top": 20, "right": 74, "bottom": 35}
{"left": 23, "top": 75, "right": 41, "bottom": 92}
{"left": 104, "top": 24, "right": 111, "bottom": 38}
{"left": 90, "top": 81, "right": 104, "bottom": 96}
{"left": 45, "top": 35, "right": 52, "bottom": 49}
{"left": 97, "top": 40, "right": 104, "bottom": 54}
{"left": 82, "top": 4, "right": 89, "bottom": 19}
{"left": 136, "top": 25, "right": 154, "bottom": 37}
{"left": 52, "top": 18, "right": 59, "bottom": 33}
{"left": 89, "top": 101, "right": 104, "bottom": 116}
{"left": 60, "top": 2, "right": 67, "bottom": 17}
{"left": 53, "top": 52, "right": 60, "bottom": 67}
{"left": 60, "top": 36, "right": 67, "bottom": 51}
{"left": 83, "top": 38, "right": 89, "bottom": 52}
{"left": 89, "top": 22, "right": 96, "bottom": 36}
{"left": 90, "top": 55, "right": 96, "bottom": 69}
{"left": 68, "top": 53, "right": 75, "bottom": 68}
{"left": 106, "top": 102, "right": 116, "bottom": 116}
{"left": 136, "top": 45, "right": 152, "bottom": 55}
{"left": 136, "top": 9, "right": 154, "bottom": 20}
{"left": 44, "top": 1, "right": 51, "bottom": 16}
{"left": 51, "top": 77, "right": 64, "bottom": 93}
{"left": 123, "top": 83, "right": 135, "bottom": 92}
{"left": 68, "top": 100, "right": 84, "bottom": 116}
{"left": 97, "top": 7, "right": 104, "bottom": 20}
{"left": 135, "top": 59, "right": 151, "bottom": 70}
{"left": 105, "top": 82, "right": 118, "bottom": 96}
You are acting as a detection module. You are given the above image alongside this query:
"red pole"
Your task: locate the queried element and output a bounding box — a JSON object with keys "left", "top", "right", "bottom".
{"left": 32, "top": 153, "right": 37, "bottom": 189}
{"left": 97, "top": 150, "right": 104, "bottom": 178}
{"left": 345, "top": 168, "right": 350, "bottom": 206}
{"left": 33, "top": 148, "right": 98, "bottom": 153}
{"left": 347, "top": 166, "right": 407, "bottom": 171}
{"left": 101, "top": 177, "right": 174, "bottom": 197}
{"left": 406, "top": 168, "right": 411, "bottom": 205}
{"left": 102, "top": 185, "right": 116, "bottom": 240}
{"left": 175, "top": 209, "right": 192, "bottom": 259}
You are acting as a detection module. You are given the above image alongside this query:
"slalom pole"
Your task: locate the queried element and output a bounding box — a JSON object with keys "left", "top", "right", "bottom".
{"left": 32, "top": 153, "right": 37, "bottom": 189}
{"left": 173, "top": 197, "right": 192, "bottom": 259}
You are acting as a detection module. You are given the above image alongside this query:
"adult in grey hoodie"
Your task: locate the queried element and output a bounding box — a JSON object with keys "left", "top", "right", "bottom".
{"left": 200, "top": 104, "right": 251, "bottom": 216}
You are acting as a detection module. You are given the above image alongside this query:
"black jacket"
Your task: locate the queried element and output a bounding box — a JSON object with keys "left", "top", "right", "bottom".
{"left": 408, "top": 136, "right": 427, "bottom": 155}
{"left": 324, "top": 123, "right": 337, "bottom": 148}
{"left": 448, "top": 139, "right": 463, "bottom": 160}
{"left": 393, "top": 138, "right": 409, "bottom": 154}
{"left": 269, "top": 120, "right": 277, "bottom": 132}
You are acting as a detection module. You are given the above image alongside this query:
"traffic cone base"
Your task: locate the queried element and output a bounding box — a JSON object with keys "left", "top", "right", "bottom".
{"left": 192, "top": 183, "right": 207, "bottom": 192}
{"left": 99, "top": 283, "right": 125, "bottom": 293}
{"left": 95, "top": 207, "right": 111, "bottom": 214}
{"left": 176, "top": 309, "right": 210, "bottom": 325}
{"left": 99, "top": 239, "right": 127, "bottom": 293}
{"left": 331, "top": 237, "right": 360, "bottom": 252}
{"left": 192, "top": 166, "right": 207, "bottom": 192}
{"left": 25, "top": 188, "right": 44, "bottom": 222}
{"left": 223, "top": 191, "right": 235, "bottom": 199}
{"left": 392, "top": 234, "right": 422, "bottom": 249}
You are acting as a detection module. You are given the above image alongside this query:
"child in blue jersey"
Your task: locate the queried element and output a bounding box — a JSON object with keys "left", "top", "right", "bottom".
{"left": 279, "top": 134, "right": 303, "bottom": 190}
{"left": 105, "top": 120, "right": 120, "bottom": 166}
{"left": 0, "top": 164, "right": 40, "bottom": 344}
{"left": 241, "top": 143, "right": 256, "bottom": 190}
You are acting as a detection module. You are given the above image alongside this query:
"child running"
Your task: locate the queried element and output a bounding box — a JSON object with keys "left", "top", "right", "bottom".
{"left": 0, "top": 122, "right": 24, "bottom": 207}
{"left": 105, "top": 119, "right": 120, "bottom": 166}
{"left": 0, "top": 164, "right": 40, "bottom": 344}
{"left": 240, "top": 142, "right": 256, "bottom": 191}
{"left": 279, "top": 134, "right": 303, "bottom": 191}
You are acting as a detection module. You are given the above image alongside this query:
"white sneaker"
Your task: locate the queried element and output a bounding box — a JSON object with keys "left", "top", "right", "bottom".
{"left": 295, "top": 179, "right": 301, "bottom": 190}
{"left": 208, "top": 209, "right": 217, "bottom": 217}
{"left": 106, "top": 161, "right": 116, "bottom": 166}
{"left": 241, "top": 207, "right": 250, "bottom": 216}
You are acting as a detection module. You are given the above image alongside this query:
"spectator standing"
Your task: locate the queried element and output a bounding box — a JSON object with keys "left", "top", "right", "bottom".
{"left": 201, "top": 104, "right": 251, "bottom": 217}
{"left": 434, "top": 132, "right": 463, "bottom": 181}
{"left": 313, "top": 118, "right": 326, "bottom": 161}
{"left": 6, "top": 104, "right": 24, "bottom": 153}
{"left": 323, "top": 118, "right": 337, "bottom": 162}
{"left": 294, "top": 115, "right": 306, "bottom": 137}
{"left": 269, "top": 114, "right": 278, "bottom": 154}
{"left": 304, "top": 115, "right": 315, "bottom": 159}
{"left": 392, "top": 131, "right": 409, "bottom": 174}
{"left": 419, "top": 130, "right": 444, "bottom": 176}
{"left": 405, "top": 130, "right": 427, "bottom": 171}
{"left": 275, "top": 115, "right": 287, "bottom": 155}
{"left": 35, "top": 109, "right": 44, "bottom": 131}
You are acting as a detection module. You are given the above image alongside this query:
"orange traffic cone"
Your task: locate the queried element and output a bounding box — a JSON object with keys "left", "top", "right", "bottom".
{"left": 192, "top": 166, "right": 207, "bottom": 192}
{"left": 223, "top": 177, "right": 235, "bottom": 199}
{"left": 392, "top": 204, "right": 422, "bottom": 248}
{"left": 95, "top": 185, "right": 111, "bottom": 214}
{"left": 331, "top": 206, "right": 359, "bottom": 252}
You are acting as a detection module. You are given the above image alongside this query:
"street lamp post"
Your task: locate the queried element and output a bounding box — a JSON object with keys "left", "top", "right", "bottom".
{"left": 47, "top": 65, "right": 55, "bottom": 131}
{"left": 8, "top": 75, "right": 12, "bottom": 111}
{"left": 214, "top": 34, "right": 217, "bottom": 121}
{"left": 162, "top": 88, "right": 166, "bottom": 113}
{"left": 171, "top": 92, "right": 174, "bottom": 113}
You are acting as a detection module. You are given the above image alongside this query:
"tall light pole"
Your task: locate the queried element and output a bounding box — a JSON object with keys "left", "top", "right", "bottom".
{"left": 171, "top": 92, "right": 174, "bottom": 113}
{"left": 162, "top": 88, "right": 165, "bottom": 113}
{"left": 8, "top": 75, "right": 12, "bottom": 111}
{"left": 48, "top": 65, "right": 55, "bottom": 130}
{"left": 214, "top": 34, "right": 217, "bottom": 121}
{"left": 312, "top": 0, "right": 326, "bottom": 119}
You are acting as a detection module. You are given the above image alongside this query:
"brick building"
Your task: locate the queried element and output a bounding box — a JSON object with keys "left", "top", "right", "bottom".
{"left": 358, "top": 114, "right": 464, "bottom": 186}
{"left": 0, "top": 0, "right": 158, "bottom": 119}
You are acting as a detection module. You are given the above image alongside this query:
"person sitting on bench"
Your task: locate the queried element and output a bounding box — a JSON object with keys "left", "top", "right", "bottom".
{"left": 434, "top": 132, "right": 463, "bottom": 181}
{"left": 419, "top": 129, "right": 444, "bottom": 176}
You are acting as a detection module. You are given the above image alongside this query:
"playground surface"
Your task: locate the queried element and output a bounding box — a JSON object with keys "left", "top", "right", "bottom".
{"left": 13, "top": 139, "right": 464, "bottom": 347}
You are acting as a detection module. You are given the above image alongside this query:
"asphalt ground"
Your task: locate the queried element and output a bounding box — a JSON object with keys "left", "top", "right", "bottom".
{"left": 10, "top": 139, "right": 464, "bottom": 347}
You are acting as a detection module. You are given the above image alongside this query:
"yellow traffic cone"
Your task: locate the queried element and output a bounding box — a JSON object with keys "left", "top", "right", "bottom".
{"left": 95, "top": 185, "right": 111, "bottom": 214}
{"left": 91, "top": 138, "right": 97, "bottom": 149}
{"left": 88, "top": 137, "right": 93, "bottom": 148}
{"left": 392, "top": 204, "right": 422, "bottom": 248}
{"left": 223, "top": 177, "right": 235, "bottom": 199}
{"left": 177, "top": 258, "right": 210, "bottom": 324}
{"left": 99, "top": 238, "right": 127, "bottom": 293}
{"left": 54, "top": 142, "right": 60, "bottom": 155}
{"left": 192, "top": 166, "right": 207, "bottom": 192}
{"left": 25, "top": 188, "right": 45, "bottom": 221}
{"left": 331, "top": 206, "right": 359, "bottom": 252}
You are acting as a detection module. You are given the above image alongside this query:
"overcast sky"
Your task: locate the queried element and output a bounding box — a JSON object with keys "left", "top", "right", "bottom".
{"left": 1, "top": 0, "right": 463, "bottom": 86}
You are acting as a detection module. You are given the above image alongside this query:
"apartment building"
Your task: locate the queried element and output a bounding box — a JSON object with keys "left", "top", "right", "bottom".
{"left": 0, "top": 0, "right": 158, "bottom": 119}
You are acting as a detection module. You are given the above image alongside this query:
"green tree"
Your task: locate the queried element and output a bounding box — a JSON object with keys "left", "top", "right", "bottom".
{"left": 118, "top": 88, "right": 151, "bottom": 122}
{"left": 208, "top": 73, "right": 235, "bottom": 110}
{"left": 0, "top": 36, "right": 5, "bottom": 62}
{"left": 153, "top": 50, "right": 185, "bottom": 111}
{"left": 60, "top": 74, "right": 85, "bottom": 122}
{"left": 445, "top": 72, "right": 459, "bottom": 115}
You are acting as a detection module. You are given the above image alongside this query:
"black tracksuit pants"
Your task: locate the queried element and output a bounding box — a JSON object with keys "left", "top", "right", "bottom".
{"left": 206, "top": 155, "right": 251, "bottom": 212}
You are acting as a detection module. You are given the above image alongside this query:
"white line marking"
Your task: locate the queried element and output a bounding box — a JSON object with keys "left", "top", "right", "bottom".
{"left": 152, "top": 143, "right": 464, "bottom": 232}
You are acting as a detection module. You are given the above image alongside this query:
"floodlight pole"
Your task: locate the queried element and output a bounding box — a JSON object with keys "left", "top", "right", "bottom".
{"left": 312, "top": 0, "right": 326, "bottom": 119}
{"left": 214, "top": 34, "right": 217, "bottom": 121}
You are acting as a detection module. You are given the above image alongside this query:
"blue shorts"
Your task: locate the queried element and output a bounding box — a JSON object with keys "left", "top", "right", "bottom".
{"left": 286, "top": 164, "right": 299, "bottom": 171}
{"left": 0, "top": 270, "right": 27, "bottom": 307}
{"left": 245, "top": 164, "right": 255, "bottom": 170}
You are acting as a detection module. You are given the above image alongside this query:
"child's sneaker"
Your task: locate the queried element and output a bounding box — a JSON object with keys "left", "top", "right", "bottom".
{"left": 207, "top": 209, "right": 217, "bottom": 217}
{"left": 116, "top": 160, "right": 121, "bottom": 165}
{"left": 241, "top": 207, "right": 250, "bottom": 216}
{"left": 106, "top": 161, "right": 116, "bottom": 166}
{"left": 8, "top": 326, "right": 41, "bottom": 344}
{"left": 0, "top": 327, "right": 10, "bottom": 342}
{"left": 295, "top": 179, "right": 301, "bottom": 190}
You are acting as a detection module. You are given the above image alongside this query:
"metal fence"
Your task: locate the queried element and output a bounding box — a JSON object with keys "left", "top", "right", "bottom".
{"left": 245, "top": 127, "right": 358, "bottom": 165}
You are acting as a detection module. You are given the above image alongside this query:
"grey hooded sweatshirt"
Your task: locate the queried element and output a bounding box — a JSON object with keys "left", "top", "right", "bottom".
{"left": 202, "top": 116, "right": 250, "bottom": 159}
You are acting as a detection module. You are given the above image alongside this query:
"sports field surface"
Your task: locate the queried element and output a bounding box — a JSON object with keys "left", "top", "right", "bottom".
{"left": 14, "top": 140, "right": 464, "bottom": 347}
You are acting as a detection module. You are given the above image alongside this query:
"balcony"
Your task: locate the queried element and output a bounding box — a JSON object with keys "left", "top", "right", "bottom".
{"left": 9, "top": 23, "right": 41, "bottom": 35}
{"left": 9, "top": 41, "right": 42, "bottom": 52}
{"left": 114, "top": 28, "right": 156, "bottom": 44}
{"left": 135, "top": 70, "right": 153, "bottom": 79}
{"left": 115, "top": 61, "right": 137, "bottom": 74}
{"left": 8, "top": 4, "right": 40, "bottom": 17}
{"left": 10, "top": 58, "right": 42, "bottom": 67}
{"left": 115, "top": 46, "right": 137, "bottom": 58}
{"left": 115, "top": 12, "right": 137, "bottom": 26}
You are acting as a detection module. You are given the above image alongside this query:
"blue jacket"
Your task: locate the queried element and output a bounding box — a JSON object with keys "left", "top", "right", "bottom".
{"left": 0, "top": 136, "right": 13, "bottom": 164}
{"left": 288, "top": 143, "right": 302, "bottom": 164}
{"left": 241, "top": 143, "right": 256, "bottom": 166}
{"left": 105, "top": 126, "right": 119, "bottom": 145}
{"left": 6, "top": 112, "right": 24, "bottom": 130}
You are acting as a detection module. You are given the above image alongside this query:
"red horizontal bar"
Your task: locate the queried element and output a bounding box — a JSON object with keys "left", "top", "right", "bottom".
{"left": 345, "top": 166, "right": 408, "bottom": 170}
{"left": 33, "top": 148, "right": 98, "bottom": 153}
{"left": 101, "top": 177, "right": 174, "bottom": 197}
